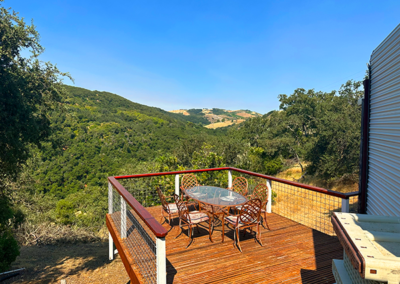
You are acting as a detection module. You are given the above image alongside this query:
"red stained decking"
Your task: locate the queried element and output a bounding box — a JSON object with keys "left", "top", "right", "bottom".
{"left": 108, "top": 206, "right": 342, "bottom": 284}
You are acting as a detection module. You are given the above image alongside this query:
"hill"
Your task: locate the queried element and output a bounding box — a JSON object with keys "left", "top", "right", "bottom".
{"left": 169, "top": 108, "right": 262, "bottom": 128}
{"left": 31, "top": 85, "right": 224, "bottom": 198}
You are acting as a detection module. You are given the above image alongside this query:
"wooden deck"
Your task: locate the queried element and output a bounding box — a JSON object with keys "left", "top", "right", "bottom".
{"left": 109, "top": 206, "right": 343, "bottom": 283}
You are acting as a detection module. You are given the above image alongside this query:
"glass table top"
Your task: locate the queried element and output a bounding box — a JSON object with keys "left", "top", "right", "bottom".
{"left": 184, "top": 186, "right": 247, "bottom": 206}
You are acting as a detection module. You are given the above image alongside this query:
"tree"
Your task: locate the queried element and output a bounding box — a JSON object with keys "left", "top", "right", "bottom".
{"left": 306, "top": 80, "right": 363, "bottom": 180}
{"left": 0, "top": 1, "right": 70, "bottom": 271}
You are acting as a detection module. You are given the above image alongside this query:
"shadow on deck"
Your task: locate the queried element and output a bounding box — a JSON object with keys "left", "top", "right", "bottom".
{"left": 109, "top": 206, "right": 342, "bottom": 284}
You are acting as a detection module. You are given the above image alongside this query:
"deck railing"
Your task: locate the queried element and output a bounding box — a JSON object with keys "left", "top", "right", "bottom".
{"left": 107, "top": 177, "right": 167, "bottom": 284}
{"left": 107, "top": 167, "right": 359, "bottom": 283}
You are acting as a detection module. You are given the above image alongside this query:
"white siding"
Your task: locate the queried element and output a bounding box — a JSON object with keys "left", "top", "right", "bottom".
{"left": 367, "top": 24, "right": 400, "bottom": 217}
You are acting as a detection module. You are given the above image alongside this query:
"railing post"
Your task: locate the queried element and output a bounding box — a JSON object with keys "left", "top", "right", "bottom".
{"left": 108, "top": 182, "right": 114, "bottom": 260}
{"left": 121, "top": 196, "right": 127, "bottom": 239}
{"left": 341, "top": 198, "right": 350, "bottom": 213}
{"left": 266, "top": 179, "right": 272, "bottom": 213}
{"left": 156, "top": 237, "right": 166, "bottom": 284}
{"left": 175, "top": 174, "right": 180, "bottom": 196}
{"left": 228, "top": 170, "right": 233, "bottom": 197}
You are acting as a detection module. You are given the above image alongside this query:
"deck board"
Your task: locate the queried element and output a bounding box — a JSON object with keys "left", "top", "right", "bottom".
{"left": 110, "top": 206, "right": 342, "bottom": 283}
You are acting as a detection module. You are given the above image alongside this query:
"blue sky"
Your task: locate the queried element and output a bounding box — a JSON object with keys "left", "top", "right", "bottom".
{"left": 10, "top": 0, "right": 400, "bottom": 113}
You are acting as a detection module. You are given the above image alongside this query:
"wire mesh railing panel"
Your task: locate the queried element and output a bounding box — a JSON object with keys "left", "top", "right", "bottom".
{"left": 349, "top": 195, "right": 359, "bottom": 213}
{"left": 110, "top": 188, "right": 157, "bottom": 284}
{"left": 124, "top": 204, "right": 157, "bottom": 284}
{"left": 119, "top": 177, "right": 163, "bottom": 208}
{"left": 271, "top": 181, "right": 342, "bottom": 235}
{"left": 120, "top": 171, "right": 231, "bottom": 207}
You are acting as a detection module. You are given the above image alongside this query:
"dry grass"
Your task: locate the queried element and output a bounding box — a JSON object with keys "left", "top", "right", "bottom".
{"left": 236, "top": 112, "right": 254, "bottom": 118}
{"left": 169, "top": 109, "right": 190, "bottom": 115}
{"left": 271, "top": 165, "right": 359, "bottom": 235}
{"left": 276, "top": 165, "right": 358, "bottom": 193}
{"left": 14, "top": 221, "right": 107, "bottom": 246}
{"left": 204, "top": 120, "right": 235, "bottom": 129}
{"left": 11, "top": 242, "right": 129, "bottom": 284}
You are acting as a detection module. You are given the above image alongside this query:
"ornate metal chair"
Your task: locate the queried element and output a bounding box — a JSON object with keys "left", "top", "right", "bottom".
{"left": 229, "top": 176, "right": 248, "bottom": 196}
{"left": 174, "top": 194, "right": 214, "bottom": 248}
{"left": 180, "top": 174, "right": 199, "bottom": 191}
{"left": 222, "top": 198, "right": 262, "bottom": 252}
{"left": 156, "top": 187, "right": 179, "bottom": 231}
{"left": 229, "top": 176, "right": 249, "bottom": 214}
{"left": 180, "top": 173, "right": 200, "bottom": 207}
{"left": 251, "top": 184, "right": 270, "bottom": 230}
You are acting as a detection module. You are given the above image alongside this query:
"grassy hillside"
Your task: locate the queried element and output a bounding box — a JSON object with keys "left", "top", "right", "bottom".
{"left": 31, "top": 85, "right": 223, "bottom": 198}
{"left": 169, "top": 108, "right": 262, "bottom": 128}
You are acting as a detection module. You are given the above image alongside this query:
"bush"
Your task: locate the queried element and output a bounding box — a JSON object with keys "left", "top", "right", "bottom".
{"left": 0, "top": 229, "right": 19, "bottom": 272}
{"left": 56, "top": 199, "right": 75, "bottom": 225}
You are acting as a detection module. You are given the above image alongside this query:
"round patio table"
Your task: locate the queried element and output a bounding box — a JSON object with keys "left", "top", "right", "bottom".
{"left": 184, "top": 185, "right": 247, "bottom": 207}
{"left": 184, "top": 186, "right": 249, "bottom": 243}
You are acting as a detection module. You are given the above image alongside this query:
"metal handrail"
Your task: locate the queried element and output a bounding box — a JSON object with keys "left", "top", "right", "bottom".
{"left": 108, "top": 176, "right": 168, "bottom": 238}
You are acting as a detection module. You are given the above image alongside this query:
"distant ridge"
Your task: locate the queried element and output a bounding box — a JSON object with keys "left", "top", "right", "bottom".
{"left": 169, "top": 108, "right": 262, "bottom": 128}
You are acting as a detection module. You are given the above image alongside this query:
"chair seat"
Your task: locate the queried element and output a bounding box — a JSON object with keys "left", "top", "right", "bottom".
{"left": 225, "top": 215, "right": 245, "bottom": 227}
{"left": 167, "top": 203, "right": 178, "bottom": 214}
{"left": 225, "top": 215, "right": 259, "bottom": 227}
{"left": 188, "top": 212, "right": 209, "bottom": 224}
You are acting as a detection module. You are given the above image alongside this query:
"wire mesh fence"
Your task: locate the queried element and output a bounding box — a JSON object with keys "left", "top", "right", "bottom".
{"left": 119, "top": 170, "right": 231, "bottom": 207}
{"left": 110, "top": 188, "right": 157, "bottom": 284}
{"left": 270, "top": 181, "right": 342, "bottom": 235}
{"left": 119, "top": 170, "right": 359, "bottom": 237}
{"left": 349, "top": 194, "right": 359, "bottom": 213}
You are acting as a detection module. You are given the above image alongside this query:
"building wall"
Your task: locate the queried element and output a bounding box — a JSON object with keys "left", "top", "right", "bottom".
{"left": 367, "top": 24, "right": 400, "bottom": 217}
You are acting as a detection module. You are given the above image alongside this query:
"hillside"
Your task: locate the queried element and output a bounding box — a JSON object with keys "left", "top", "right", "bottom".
{"left": 169, "top": 108, "right": 262, "bottom": 128}
{"left": 30, "top": 85, "right": 225, "bottom": 198}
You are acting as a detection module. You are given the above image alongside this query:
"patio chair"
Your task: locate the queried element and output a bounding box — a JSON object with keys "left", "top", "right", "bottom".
{"left": 235, "top": 183, "right": 270, "bottom": 229}
{"left": 180, "top": 173, "right": 199, "bottom": 191}
{"left": 156, "top": 187, "right": 179, "bottom": 231}
{"left": 229, "top": 176, "right": 248, "bottom": 196}
{"left": 222, "top": 198, "right": 262, "bottom": 252}
{"left": 180, "top": 173, "right": 200, "bottom": 207}
{"left": 174, "top": 194, "right": 214, "bottom": 248}
{"left": 229, "top": 176, "right": 249, "bottom": 214}
{"left": 250, "top": 183, "right": 270, "bottom": 230}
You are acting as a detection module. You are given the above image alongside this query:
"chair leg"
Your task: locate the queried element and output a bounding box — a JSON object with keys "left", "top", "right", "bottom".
{"left": 236, "top": 227, "right": 242, "bottom": 252}
{"left": 196, "top": 224, "right": 200, "bottom": 234}
{"left": 175, "top": 219, "right": 183, "bottom": 239}
{"left": 208, "top": 221, "right": 214, "bottom": 243}
{"left": 186, "top": 226, "right": 193, "bottom": 248}
{"left": 264, "top": 211, "right": 270, "bottom": 230}
{"left": 222, "top": 219, "right": 225, "bottom": 243}
{"left": 257, "top": 223, "right": 263, "bottom": 246}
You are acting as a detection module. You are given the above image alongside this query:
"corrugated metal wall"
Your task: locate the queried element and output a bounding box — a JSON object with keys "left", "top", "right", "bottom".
{"left": 367, "top": 24, "right": 400, "bottom": 217}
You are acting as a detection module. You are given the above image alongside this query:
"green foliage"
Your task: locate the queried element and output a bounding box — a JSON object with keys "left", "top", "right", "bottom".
{"left": 56, "top": 199, "right": 75, "bottom": 225}
{"left": 238, "top": 80, "right": 362, "bottom": 180}
{"left": 0, "top": 229, "right": 19, "bottom": 272}
{"left": 27, "top": 85, "right": 224, "bottom": 198}
{"left": 55, "top": 187, "right": 107, "bottom": 228}
{"left": 211, "top": 108, "right": 226, "bottom": 115}
{"left": 187, "top": 109, "right": 203, "bottom": 115}
{"left": 306, "top": 81, "right": 363, "bottom": 179}
{"left": 0, "top": 5, "right": 69, "bottom": 184}
{"left": 0, "top": 1, "right": 69, "bottom": 271}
